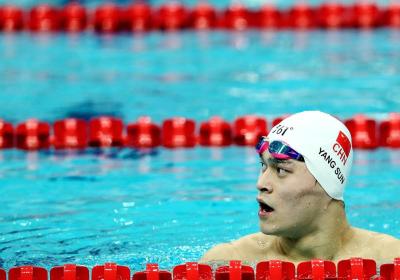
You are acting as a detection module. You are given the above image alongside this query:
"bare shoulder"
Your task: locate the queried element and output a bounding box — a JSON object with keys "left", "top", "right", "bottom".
{"left": 200, "top": 233, "right": 276, "bottom": 263}
{"left": 199, "top": 242, "right": 238, "bottom": 263}
{"left": 352, "top": 227, "right": 400, "bottom": 260}
{"left": 355, "top": 227, "right": 400, "bottom": 244}
{"left": 231, "top": 232, "right": 274, "bottom": 249}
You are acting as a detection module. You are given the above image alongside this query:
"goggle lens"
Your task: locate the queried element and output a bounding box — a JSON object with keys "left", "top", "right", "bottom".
{"left": 256, "top": 138, "right": 304, "bottom": 162}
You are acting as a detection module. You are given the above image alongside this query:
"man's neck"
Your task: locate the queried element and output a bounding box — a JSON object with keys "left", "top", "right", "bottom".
{"left": 274, "top": 205, "right": 354, "bottom": 261}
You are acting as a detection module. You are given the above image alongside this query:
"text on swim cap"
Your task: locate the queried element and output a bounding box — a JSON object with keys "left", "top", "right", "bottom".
{"left": 319, "top": 147, "right": 345, "bottom": 184}
{"left": 270, "top": 124, "right": 293, "bottom": 137}
{"left": 333, "top": 143, "right": 348, "bottom": 165}
{"left": 333, "top": 131, "right": 351, "bottom": 166}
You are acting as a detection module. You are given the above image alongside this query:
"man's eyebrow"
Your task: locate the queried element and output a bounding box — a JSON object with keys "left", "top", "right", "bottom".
{"left": 265, "top": 157, "right": 292, "bottom": 166}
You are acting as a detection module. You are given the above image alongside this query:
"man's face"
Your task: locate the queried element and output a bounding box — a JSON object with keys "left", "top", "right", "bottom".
{"left": 256, "top": 151, "right": 331, "bottom": 238}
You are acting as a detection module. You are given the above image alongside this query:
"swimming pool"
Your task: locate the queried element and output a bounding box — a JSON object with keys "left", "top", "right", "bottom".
{"left": 1, "top": 29, "right": 400, "bottom": 271}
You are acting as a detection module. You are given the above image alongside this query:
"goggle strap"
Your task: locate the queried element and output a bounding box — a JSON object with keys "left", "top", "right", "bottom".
{"left": 257, "top": 141, "right": 269, "bottom": 154}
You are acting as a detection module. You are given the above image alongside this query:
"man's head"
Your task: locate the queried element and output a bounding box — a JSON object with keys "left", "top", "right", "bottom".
{"left": 256, "top": 111, "right": 353, "bottom": 237}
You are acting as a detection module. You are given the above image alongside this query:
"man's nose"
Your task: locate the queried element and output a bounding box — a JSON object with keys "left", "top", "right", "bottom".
{"left": 256, "top": 169, "right": 273, "bottom": 193}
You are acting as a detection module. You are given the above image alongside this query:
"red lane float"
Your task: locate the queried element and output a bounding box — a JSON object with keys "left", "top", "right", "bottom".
{"left": 379, "top": 113, "right": 400, "bottom": 148}
{"left": 189, "top": 2, "right": 217, "bottom": 30}
{"left": 350, "top": 2, "right": 382, "bottom": 29}
{"left": 162, "top": 118, "right": 196, "bottom": 148}
{"left": 0, "top": 268, "right": 5, "bottom": 280}
{"left": 0, "top": 119, "right": 14, "bottom": 148}
{"left": 337, "top": 258, "right": 376, "bottom": 279}
{"left": 297, "top": 259, "right": 336, "bottom": 279}
{"left": 133, "top": 264, "right": 171, "bottom": 280}
{"left": 345, "top": 115, "right": 378, "bottom": 149}
{"left": 92, "top": 263, "right": 130, "bottom": 280}
{"left": 153, "top": 2, "right": 189, "bottom": 31}
{"left": 285, "top": 4, "right": 316, "bottom": 29}
{"left": 126, "top": 116, "right": 161, "bottom": 148}
{"left": 215, "top": 260, "right": 254, "bottom": 280}
{"left": 221, "top": 3, "right": 250, "bottom": 30}
{"left": 317, "top": 3, "right": 346, "bottom": 29}
{"left": 89, "top": 117, "right": 124, "bottom": 147}
{"left": 173, "top": 262, "right": 212, "bottom": 280}
{"left": 199, "top": 116, "right": 232, "bottom": 147}
{"left": 50, "top": 264, "right": 89, "bottom": 280}
{"left": 380, "top": 257, "right": 400, "bottom": 280}
{"left": 28, "top": 4, "right": 60, "bottom": 32}
{"left": 385, "top": 4, "right": 400, "bottom": 28}
{"left": 60, "top": 2, "right": 87, "bottom": 32}
{"left": 93, "top": 4, "right": 122, "bottom": 33}
{"left": 256, "top": 5, "right": 282, "bottom": 29}
{"left": 124, "top": 2, "right": 152, "bottom": 32}
{"left": 9, "top": 266, "right": 47, "bottom": 280}
{"left": 256, "top": 260, "right": 295, "bottom": 280}
{"left": 233, "top": 116, "right": 267, "bottom": 146}
{"left": 53, "top": 118, "right": 87, "bottom": 149}
{"left": 16, "top": 119, "right": 51, "bottom": 150}
{"left": 0, "top": 5, "right": 24, "bottom": 31}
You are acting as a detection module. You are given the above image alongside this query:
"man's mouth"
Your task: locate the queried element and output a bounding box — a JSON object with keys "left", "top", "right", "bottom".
{"left": 258, "top": 201, "right": 274, "bottom": 217}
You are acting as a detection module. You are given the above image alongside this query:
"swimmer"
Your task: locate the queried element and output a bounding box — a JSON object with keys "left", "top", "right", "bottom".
{"left": 200, "top": 111, "right": 400, "bottom": 265}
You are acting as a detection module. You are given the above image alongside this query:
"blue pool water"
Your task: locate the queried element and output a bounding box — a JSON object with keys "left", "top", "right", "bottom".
{"left": 0, "top": 30, "right": 400, "bottom": 270}
{"left": 1, "top": 31, "right": 400, "bottom": 123}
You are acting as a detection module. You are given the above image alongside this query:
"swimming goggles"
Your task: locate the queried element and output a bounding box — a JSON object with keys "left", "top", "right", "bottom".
{"left": 256, "top": 137, "right": 304, "bottom": 162}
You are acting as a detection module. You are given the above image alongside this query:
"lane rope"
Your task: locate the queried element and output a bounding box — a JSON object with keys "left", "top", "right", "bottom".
{"left": 1, "top": 114, "right": 399, "bottom": 150}
{"left": 1, "top": 2, "right": 400, "bottom": 32}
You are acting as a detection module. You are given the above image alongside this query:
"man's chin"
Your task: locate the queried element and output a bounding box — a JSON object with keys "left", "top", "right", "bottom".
{"left": 259, "top": 222, "right": 279, "bottom": 235}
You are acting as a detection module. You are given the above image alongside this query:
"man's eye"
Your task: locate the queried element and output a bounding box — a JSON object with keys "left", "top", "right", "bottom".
{"left": 260, "top": 161, "right": 267, "bottom": 171}
{"left": 277, "top": 167, "right": 288, "bottom": 176}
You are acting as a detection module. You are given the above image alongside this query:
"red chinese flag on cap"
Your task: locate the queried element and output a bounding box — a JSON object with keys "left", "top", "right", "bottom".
{"left": 336, "top": 131, "right": 351, "bottom": 157}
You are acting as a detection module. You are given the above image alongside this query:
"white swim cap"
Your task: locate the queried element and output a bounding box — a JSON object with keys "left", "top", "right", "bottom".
{"left": 267, "top": 111, "right": 353, "bottom": 201}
